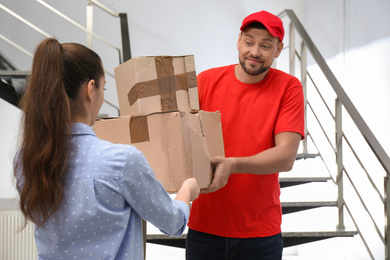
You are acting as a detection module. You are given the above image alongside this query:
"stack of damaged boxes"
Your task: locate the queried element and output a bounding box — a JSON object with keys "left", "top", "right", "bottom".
{"left": 94, "top": 55, "right": 225, "bottom": 193}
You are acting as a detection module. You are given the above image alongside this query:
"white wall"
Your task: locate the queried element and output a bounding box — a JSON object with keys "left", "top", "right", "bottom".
{"left": 0, "top": 98, "right": 22, "bottom": 209}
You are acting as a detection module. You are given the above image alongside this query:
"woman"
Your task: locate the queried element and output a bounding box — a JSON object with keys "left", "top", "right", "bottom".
{"left": 14, "top": 38, "right": 200, "bottom": 260}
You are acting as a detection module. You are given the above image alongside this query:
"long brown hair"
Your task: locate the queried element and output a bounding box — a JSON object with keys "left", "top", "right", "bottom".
{"left": 15, "top": 38, "right": 104, "bottom": 228}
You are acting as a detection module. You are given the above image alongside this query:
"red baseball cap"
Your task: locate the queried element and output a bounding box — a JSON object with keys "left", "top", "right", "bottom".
{"left": 240, "top": 11, "right": 284, "bottom": 42}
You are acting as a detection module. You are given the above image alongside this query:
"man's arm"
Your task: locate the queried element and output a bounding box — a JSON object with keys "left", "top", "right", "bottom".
{"left": 202, "top": 131, "right": 302, "bottom": 193}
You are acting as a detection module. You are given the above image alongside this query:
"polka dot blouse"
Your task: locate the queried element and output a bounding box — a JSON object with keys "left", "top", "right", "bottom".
{"left": 33, "top": 123, "right": 189, "bottom": 260}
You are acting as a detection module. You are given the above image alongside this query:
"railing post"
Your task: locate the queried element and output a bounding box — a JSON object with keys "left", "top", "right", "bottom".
{"left": 119, "top": 13, "right": 131, "bottom": 63}
{"left": 86, "top": 3, "right": 93, "bottom": 48}
{"left": 385, "top": 176, "right": 390, "bottom": 260}
{"left": 335, "top": 98, "right": 345, "bottom": 229}
{"left": 300, "top": 42, "right": 308, "bottom": 154}
{"left": 289, "top": 22, "right": 295, "bottom": 76}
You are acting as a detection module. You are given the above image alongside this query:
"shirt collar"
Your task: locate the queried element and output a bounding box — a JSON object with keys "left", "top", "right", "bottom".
{"left": 71, "top": 123, "right": 96, "bottom": 136}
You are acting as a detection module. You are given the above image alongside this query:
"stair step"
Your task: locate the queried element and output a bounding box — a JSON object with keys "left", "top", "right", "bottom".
{"left": 296, "top": 153, "right": 319, "bottom": 160}
{"left": 146, "top": 230, "right": 358, "bottom": 248}
{"left": 145, "top": 205, "right": 356, "bottom": 249}
{"left": 282, "top": 230, "right": 358, "bottom": 247}
{"left": 284, "top": 155, "right": 330, "bottom": 179}
{"left": 0, "top": 70, "right": 30, "bottom": 79}
{"left": 279, "top": 176, "right": 331, "bottom": 188}
{"left": 280, "top": 179, "right": 337, "bottom": 204}
{"left": 282, "top": 201, "right": 337, "bottom": 214}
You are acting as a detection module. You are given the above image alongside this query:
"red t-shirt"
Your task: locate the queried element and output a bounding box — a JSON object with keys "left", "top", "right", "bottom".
{"left": 188, "top": 65, "right": 305, "bottom": 238}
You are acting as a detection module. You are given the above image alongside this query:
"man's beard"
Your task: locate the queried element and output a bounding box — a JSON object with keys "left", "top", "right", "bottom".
{"left": 239, "top": 57, "right": 271, "bottom": 76}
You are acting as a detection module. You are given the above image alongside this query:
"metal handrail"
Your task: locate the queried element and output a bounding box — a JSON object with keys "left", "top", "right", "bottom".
{"left": 35, "top": 0, "right": 122, "bottom": 63}
{"left": 303, "top": 57, "right": 380, "bottom": 260}
{"left": 0, "top": 1, "right": 124, "bottom": 64}
{"left": 279, "top": 9, "right": 390, "bottom": 259}
{"left": 344, "top": 204, "right": 375, "bottom": 260}
{"left": 279, "top": 9, "right": 390, "bottom": 174}
{"left": 306, "top": 69, "right": 384, "bottom": 202}
{"left": 343, "top": 167, "right": 384, "bottom": 242}
{"left": 87, "top": 0, "right": 132, "bottom": 62}
{"left": 305, "top": 132, "right": 334, "bottom": 181}
{"left": 343, "top": 135, "right": 385, "bottom": 202}
{"left": 298, "top": 45, "right": 384, "bottom": 257}
{"left": 0, "top": 3, "right": 51, "bottom": 38}
{"left": 0, "top": 34, "right": 33, "bottom": 58}
{"left": 0, "top": 1, "right": 123, "bottom": 114}
{"left": 307, "top": 101, "right": 336, "bottom": 157}
{"left": 88, "top": 0, "right": 119, "bottom": 17}
{"left": 306, "top": 70, "right": 335, "bottom": 122}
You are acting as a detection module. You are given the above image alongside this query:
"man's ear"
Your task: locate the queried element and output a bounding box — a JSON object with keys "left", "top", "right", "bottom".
{"left": 274, "top": 42, "right": 284, "bottom": 58}
{"left": 237, "top": 32, "right": 242, "bottom": 51}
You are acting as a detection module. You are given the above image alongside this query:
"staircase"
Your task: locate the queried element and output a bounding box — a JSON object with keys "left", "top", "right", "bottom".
{"left": 1, "top": 2, "right": 389, "bottom": 259}
{"left": 0, "top": 51, "right": 29, "bottom": 107}
{"left": 145, "top": 156, "right": 357, "bottom": 249}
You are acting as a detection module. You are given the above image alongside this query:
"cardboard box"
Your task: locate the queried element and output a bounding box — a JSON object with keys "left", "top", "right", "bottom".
{"left": 114, "top": 55, "right": 200, "bottom": 116}
{"left": 94, "top": 111, "right": 224, "bottom": 193}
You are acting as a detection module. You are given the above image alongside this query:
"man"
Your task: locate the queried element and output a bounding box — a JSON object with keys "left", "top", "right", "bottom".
{"left": 186, "top": 10, "right": 305, "bottom": 260}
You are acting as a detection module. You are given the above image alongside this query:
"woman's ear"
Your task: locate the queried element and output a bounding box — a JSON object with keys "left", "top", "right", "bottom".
{"left": 86, "top": 79, "right": 95, "bottom": 101}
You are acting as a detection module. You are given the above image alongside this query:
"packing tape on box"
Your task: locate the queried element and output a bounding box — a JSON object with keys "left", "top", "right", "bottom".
{"left": 156, "top": 56, "right": 177, "bottom": 111}
{"left": 129, "top": 115, "right": 149, "bottom": 143}
{"left": 127, "top": 56, "right": 197, "bottom": 110}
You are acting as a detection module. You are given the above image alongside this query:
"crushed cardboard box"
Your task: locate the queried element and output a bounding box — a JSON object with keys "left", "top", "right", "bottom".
{"left": 114, "top": 55, "right": 200, "bottom": 116}
{"left": 94, "top": 110, "right": 224, "bottom": 193}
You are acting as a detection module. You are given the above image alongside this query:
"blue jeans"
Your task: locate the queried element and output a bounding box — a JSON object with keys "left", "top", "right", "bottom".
{"left": 185, "top": 229, "right": 283, "bottom": 260}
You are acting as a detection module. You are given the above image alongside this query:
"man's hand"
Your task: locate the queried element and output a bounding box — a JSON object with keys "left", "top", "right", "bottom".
{"left": 201, "top": 156, "right": 234, "bottom": 193}
{"left": 201, "top": 132, "right": 302, "bottom": 194}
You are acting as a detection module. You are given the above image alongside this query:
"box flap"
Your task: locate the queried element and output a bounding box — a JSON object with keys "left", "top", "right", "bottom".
{"left": 94, "top": 117, "right": 131, "bottom": 145}
{"left": 186, "top": 113, "right": 212, "bottom": 189}
{"left": 198, "top": 110, "right": 225, "bottom": 157}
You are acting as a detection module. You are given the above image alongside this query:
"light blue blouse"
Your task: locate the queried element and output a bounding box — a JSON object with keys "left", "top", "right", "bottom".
{"left": 33, "top": 123, "right": 189, "bottom": 260}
